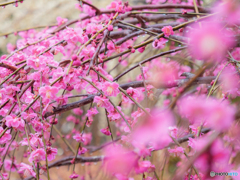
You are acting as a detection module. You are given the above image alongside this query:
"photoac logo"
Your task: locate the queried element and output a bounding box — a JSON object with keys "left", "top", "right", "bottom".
{"left": 210, "top": 171, "right": 215, "bottom": 177}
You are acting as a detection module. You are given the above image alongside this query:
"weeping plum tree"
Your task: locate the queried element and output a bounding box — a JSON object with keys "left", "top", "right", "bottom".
{"left": 0, "top": 0, "right": 240, "bottom": 179}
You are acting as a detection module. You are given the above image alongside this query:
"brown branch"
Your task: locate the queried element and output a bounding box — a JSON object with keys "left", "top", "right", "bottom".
{"left": 113, "top": 46, "right": 187, "bottom": 81}
{"left": 23, "top": 127, "right": 211, "bottom": 180}
{"left": 0, "top": 24, "right": 57, "bottom": 37}
{"left": 80, "top": 0, "right": 101, "bottom": 15}
{"left": 0, "top": 0, "right": 23, "bottom": 8}
{"left": 87, "top": 30, "right": 109, "bottom": 74}
{"left": 0, "top": 63, "right": 18, "bottom": 71}
{"left": 44, "top": 76, "right": 215, "bottom": 118}
{"left": 130, "top": 4, "right": 209, "bottom": 13}
{"left": 6, "top": 35, "right": 54, "bottom": 60}
{"left": 24, "top": 155, "right": 104, "bottom": 180}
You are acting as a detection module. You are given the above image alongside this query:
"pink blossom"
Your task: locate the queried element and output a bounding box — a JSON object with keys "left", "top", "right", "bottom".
{"left": 135, "top": 161, "right": 155, "bottom": 174}
{"left": 4, "top": 159, "right": 17, "bottom": 172}
{"left": 108, "top": 106, "right": 122, "bottom": 121}
{"left": 82, "top": 133, "right": 92, "bottom": 146}
{"left": 80, "top": 45, "right": 95, "bottom": 60}
{"left": 108, "top": 25, "right": 113, "bottom": 31}
{"left": 73, "top": 133, "right": 84, "bottom": 142}
{"left": 24, "top": 91, "right": 35, "bottom": 103}
{"left": 20, "top": 133, "right": 44, "bottom": 148}
{"left": 102, "top": 82, "right": 120, "bottom": 97}
{"left": 46, "top": 147, "right": 57, "bottom": 161}
{"left": 146, "top": 0, "right": 168, "bottom": 4}
{"left": 69, "top": 172, "right": 79, "bottom": 179}
{"left": 18, "top": 163, "right": 36, "bottom": 178}
{"left": 0, "top": 173, "right": 7, "bottom": 180}
{"left": 123, "top": 87, "right": 141, "bottom": 104}
{"left": 220, "top": 65, "right": 240, "bottom": 98}
{"left": 39, "top": 86, "right": 59, "bottom": 101}
{"left": 150, "top": 61, "right": 178, "bottom": 88}
{"left": 5, "top": 115, "right": 25, "bottom": 131}
{"left": 178, "top": 96, "right": 236, "bottom": 131}
{"left": 0, "top": 127, "right": 11, "bottom": 144}
{"left": 86, "top": 107, "right": 98, "bottom": 117}
{"left": 213, "top": 0, "right": 240, "bottom": 24}
{"left": 78, "top": 147, "right": 88, "bottom": 155}
{"left": 27, "top": 56, "right": 46, "bottom": 70}
{"left": 152, "top": 38, "right": 168, "bottom": 49}
{"left": 83, "top": 3, "right": 96, "bottom": 16}
{"left": 138, "top": 46, "right": 145, "bottom": 53}
{"left": 168, "top": 147, "right": 184, "bottom": 156}
{"left": 169, "top": 126, "right": 178, "bottom": 139}
{"left": 161, "top": 26, "right": 174, "bottom": 37}
{"left": 187, "top": 21, "right": 234, "bottom": 61}
{"left": 56, "top": 16, "right": 68, "bottom": 26}
{"left": 66, "top": 115, "right": 77, "bottom": 123}
{"left": 93, "top": 96, "right": 114, "bottom": 111}
{"left": 194, "top": 139, "right": 231, "bottom": 176}
{"left": 101, "top": 127, "right": 111, "bottom": 136}
{"left": 86, "top": 23, "right": 103, "bottom": 35}
{"left": 103, "top": 145, "right": 139, "bottom": 175}
{"left": 28, "top": 148, "right": 46, "bottom": 163}
{"left": 72, "top": 108, "right": 83, "bottom": 115}
{"left": 132, "top": 109, "right": 174, "bottom": 149}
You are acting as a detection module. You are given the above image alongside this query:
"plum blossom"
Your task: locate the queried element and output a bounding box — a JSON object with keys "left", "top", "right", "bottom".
{"left": 82, "top": 133, "right": 92, "bottom": 145}
{"left": 108, "top": 106, "right": 122, "bottom": 121}
{"left": 27, "top": 56, "right": 46, "bottom": 70}
{"left": 78, "top": 147, "right": 88, "bottom": 155}
{"left": 135, "top": 161, "right": 155, "bottom": 174}
{"left": 162, "top": 26, "right": 174, "bottom": 37}
{"left": 101, "top": 127, "right": 111, "bottom": 136}
{"left": 187, "top": 21, "right": 234, "bottom": 61}
{"left": 132, "top": 109, "right": 174, "bottom": 150}
{"left": 220, "top": 65, "right": 240, "bottom": 98}
{"left": 168, "top": 147, "right": 184, "bottom": 156}
{"left": 28, "top": 148, "right": 46, "bottom": 163}
{"left": 152, "top": 38, "right": 168, "bottom": 49}
{"left": 5, "top": 115, "right": 25, "bottom": 131}
{"left": 73, "top": 133, "right": 84, "bottom": 142}
{"left": 178, "top": 95, "right": 236, "bottom": 131}
{"left": 102, "top": 82, "right": 120, "bottom": 97}
{"left": 69, "top": 172, "right": 79, "bottom": 179}
{"left": 0, "top": 127, "right": 11, "bottom": 144}
{"left": 56, "top": 16, "right": 68, "bottom": 26}
{"left": 4, "top": 159, "right": 17, "bottom": 172}
{"left": 39, "top": 86, "right": 59, "bottom": 101}
{"left": 108, "top": 25, "right": 113, "bottom": 31}
{"left": 122, "top": 87, "right": 142, "bottom": 104}
{"left": 213, "top": 0, "right": 240, "bottom": 24}
{"left": 18, "top": 163, "right": 36, "bottom": 178}
{"left": 46, "top": 147, "right": 57, "bottom": 161}
{"left": 20, "top": 133, "right": 44, "bottom": 148}
{"left": 103, "top": 145, "right": 139, "bottom": 175}
{"left": 93, "top": 96, "right": 114, "bottom": 112}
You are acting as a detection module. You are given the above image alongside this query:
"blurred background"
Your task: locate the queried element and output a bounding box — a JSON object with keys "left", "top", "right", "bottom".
{"left": 0, "top": 0, "right": 148, "bottom": 53}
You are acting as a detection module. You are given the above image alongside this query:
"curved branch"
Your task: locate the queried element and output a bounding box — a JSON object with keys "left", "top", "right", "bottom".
{"left": 44, "top": 76, "right": 215, "bottom": 118}
{"left": 0, "top": 0, "right": 23, "bottom": 8}
{"left": 23, "top": 127, "right": 211, "bottom": 180}
{"left": 113, "top": 46, "right": 187, "bottom": 81}
{"left": 80, "top": 0, "right": 101, "bottom": 15}
{"left": 0, "top": 63, "right": 18, "bottom": 71}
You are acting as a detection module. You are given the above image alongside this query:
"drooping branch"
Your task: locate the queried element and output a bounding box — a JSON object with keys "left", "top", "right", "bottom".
{"left": 44, "top": 76, "right": 215, "bottom": 118}
{"left": 79, "top": 0, "right": 101, "bottom": 15}
{"left": 24, "top": 155, "right": 104, "bottom": 180}
{"left": 113, "top": 46, "right": 187, "bottom": 81}
{"left": 0, "top": 0, "right": 24, "bottom": 8}
{"left": 23, "top": 127, "right": 211, "bottom": 180}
